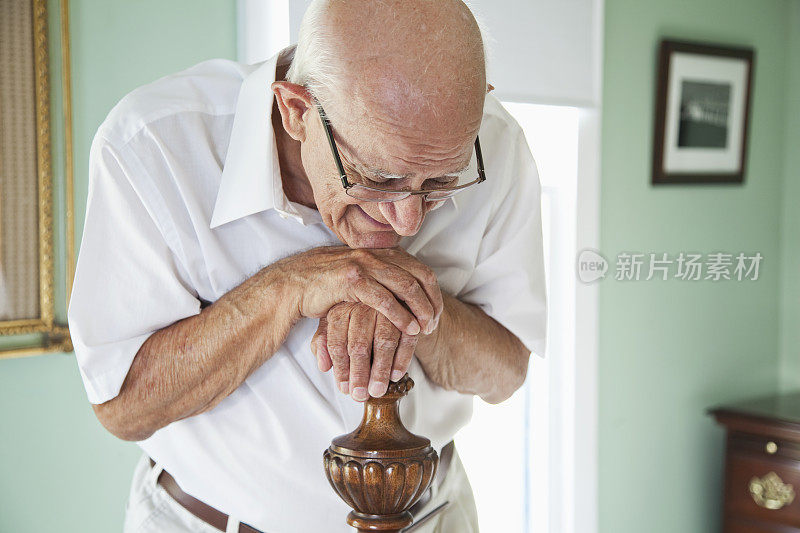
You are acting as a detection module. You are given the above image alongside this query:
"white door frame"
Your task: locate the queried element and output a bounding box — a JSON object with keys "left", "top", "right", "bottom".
{"left": 572, "top": 1, "right": 604, "bottom": 531}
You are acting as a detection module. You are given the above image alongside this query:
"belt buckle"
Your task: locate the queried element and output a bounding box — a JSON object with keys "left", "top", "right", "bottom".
{"left": 402, "top": 501, "right": 451, "bottom": 532}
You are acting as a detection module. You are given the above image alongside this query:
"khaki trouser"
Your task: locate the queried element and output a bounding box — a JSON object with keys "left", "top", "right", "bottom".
{"left": 123, "top": 447, "right": 479, "bottom": 533}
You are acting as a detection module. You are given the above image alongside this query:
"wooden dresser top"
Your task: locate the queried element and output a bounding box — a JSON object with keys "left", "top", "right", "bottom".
{"left": 709, "top": 392, "right": 800, "bottom": 442}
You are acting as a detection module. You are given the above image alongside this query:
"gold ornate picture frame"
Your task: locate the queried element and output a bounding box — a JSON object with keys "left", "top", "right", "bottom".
{"left": 0, "top": 0, "right": 74, "bottom": 357}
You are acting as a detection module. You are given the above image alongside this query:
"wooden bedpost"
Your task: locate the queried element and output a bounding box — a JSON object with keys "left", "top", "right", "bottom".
{"left": 323, "top": 374, "right": 439, "bottom": 533}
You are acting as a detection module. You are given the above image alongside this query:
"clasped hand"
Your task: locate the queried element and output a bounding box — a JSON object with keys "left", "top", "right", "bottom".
{"left": 293, "top": 246, "right": 443, "bottom": 401}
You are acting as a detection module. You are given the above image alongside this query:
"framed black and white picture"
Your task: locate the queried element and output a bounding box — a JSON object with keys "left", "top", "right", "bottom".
{"left": 652, "top": 39, "right": 755, "bottom": 184}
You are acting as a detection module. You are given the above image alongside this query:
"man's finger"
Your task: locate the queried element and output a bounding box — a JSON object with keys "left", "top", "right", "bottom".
{"left": 312, "top": 317, "right": 332, "bottom": 372}
{"left": 349, "top": 276, "right": 421, "bottom": 335}
{"left": 370, "top": 263, "right": 436, "bottom": 335}
{"left": 391, "top": 331, "right": 418, "bottom": 382}
{"left": 372, "top": 247, "right": 442, "bottom": 333}
{"left": 369, "top": 313, "right": 400, "bottom": 397}
{"left": 347, "top": 304, "right": 376, "bottom": 402}
{"left": 326, "top": 304, "right": 352, "bottom": 393}
{"left": 364, "top": 258, "right": 438, "bottom": 335}
{"left": 384, "top": 254, "right": 443, "bottom": 333}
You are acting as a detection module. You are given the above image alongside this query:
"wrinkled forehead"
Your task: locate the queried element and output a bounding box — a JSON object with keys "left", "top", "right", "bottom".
{"left": 324, "top": 98, "right": 483, "bottom": 179}
{"left": 321, "top": 60, "right": 486, "bottom": 172}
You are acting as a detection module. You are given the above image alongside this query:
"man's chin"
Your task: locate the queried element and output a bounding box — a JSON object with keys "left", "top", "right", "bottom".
{"left": 346, "top": 230, "right": 401, "bottom": 249}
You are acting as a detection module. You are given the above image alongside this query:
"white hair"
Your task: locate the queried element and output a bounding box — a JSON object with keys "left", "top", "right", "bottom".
{"left": 285, "top": 0, "right": 340, "bottom": 108}
{"left": 286, "top": 0, "right": 492, "bottom": 112}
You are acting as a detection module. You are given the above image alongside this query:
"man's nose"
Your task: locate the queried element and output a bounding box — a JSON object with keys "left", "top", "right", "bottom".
{"left": 378, "top": 196, "right": 425, "bottom": 236}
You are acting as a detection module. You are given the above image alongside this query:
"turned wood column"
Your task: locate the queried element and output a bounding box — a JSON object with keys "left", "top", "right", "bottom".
{"left": 323, "top": 375, "right": 439, "bottom": 533}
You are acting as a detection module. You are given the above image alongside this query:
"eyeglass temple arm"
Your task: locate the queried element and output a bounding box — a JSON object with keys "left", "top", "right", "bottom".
{"left": 317, "top": 105, "right": 351, "bottom": 189}
{"left": 474, "top": 137, "right": 486, "bottom": 182}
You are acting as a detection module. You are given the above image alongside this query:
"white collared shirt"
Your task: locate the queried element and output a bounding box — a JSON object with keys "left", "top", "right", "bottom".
{"left": 68, "top": 46, "right": 546, "bottom": 533}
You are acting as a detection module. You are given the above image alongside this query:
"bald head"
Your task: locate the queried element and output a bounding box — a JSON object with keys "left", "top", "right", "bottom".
{"left": 275, "top": 0, "right": 489, "bottom": 249}
{"left": 287, "top": 0, "right": 487, "bottom": 133}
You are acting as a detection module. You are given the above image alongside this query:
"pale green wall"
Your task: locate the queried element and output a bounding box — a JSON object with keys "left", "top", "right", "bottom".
{"left": 0, "top": 1, "right": 236, "bottom": 531}
{"left": 70, "top": 0, "right": 238, "bottom": 240}
{"left": 780, "top": 2, "right": 800, "bottom": 392}
{"left": 3, "top": 1, "right": 798, "bottom": 532}
{"left": 600, "top": 1, "right": 796, "bottom": 533}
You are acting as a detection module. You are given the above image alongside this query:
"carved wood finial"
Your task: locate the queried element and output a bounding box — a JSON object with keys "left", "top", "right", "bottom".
{"left": 323, "top": 374, "right": 439, "bottom": 533}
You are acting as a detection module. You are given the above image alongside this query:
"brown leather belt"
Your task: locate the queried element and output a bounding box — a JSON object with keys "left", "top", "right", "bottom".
{"left": 149, "top": 440, "right": 454, "bottom": 532}
{"left": 149, "top": 458, "right": 261, "bottom": 532}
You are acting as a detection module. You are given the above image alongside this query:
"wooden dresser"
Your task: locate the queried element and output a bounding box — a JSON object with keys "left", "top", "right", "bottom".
{"left": 710, "top": 393, "right": 800, "bottom": 532}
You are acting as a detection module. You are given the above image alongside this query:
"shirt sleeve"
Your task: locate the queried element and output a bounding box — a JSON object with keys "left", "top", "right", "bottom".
{"left": 68, "top": 135, "right": 201, "bottom": 404}
{"left": 457, "top": 127, "right": 548, "bottom": 358}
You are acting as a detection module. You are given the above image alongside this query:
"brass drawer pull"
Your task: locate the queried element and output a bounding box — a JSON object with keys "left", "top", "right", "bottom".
{"left": 766, "top": 441, "right": 778, "bottom": 454}
{"left": 749, "top": 472, "right": 795, "bottom": 510}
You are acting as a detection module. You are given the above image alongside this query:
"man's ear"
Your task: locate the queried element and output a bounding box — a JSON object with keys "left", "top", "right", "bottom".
{"left": 272, "top": 81, "right": 314, "bottom": 142}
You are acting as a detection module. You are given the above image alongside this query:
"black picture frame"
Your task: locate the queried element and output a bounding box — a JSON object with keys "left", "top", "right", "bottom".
{"left": 652, "top": 39, "right": 755, "bottom": 185}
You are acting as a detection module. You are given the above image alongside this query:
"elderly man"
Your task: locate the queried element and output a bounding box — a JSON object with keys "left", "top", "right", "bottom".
{"left": 68, "top": 0, "right": 546, "bottom": 532}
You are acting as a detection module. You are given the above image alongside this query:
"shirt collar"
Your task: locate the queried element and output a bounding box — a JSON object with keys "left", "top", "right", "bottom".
{"left": 210, "top": 45, "right": 458, "bottom": 229}
{"left": 210, "top": 45, "right": 322, "bottom": 229}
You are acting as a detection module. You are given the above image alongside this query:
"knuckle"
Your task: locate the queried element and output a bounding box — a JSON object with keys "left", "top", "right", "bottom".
{"left": 378, "top": 265, "right": 394, "bottom": 279}
{"left": 400, "top": 277, "right": 420, "bottom": 295}
{"left": 348, "top": 342, "right": 372, "bottom": 357}
{"left": 350, "top": 365, "right": 370, "bottom": 380}
{"left": 371, "top": 363, "right": 392, "bottom": 377}
{"left": 328, "top": 345, "right": 349, "bottom": 360}
{"left": 351, "top": 248, "right": 372, "bottom": 262}
{"left": 327, "top": 304, "right": 345, "bottom": 320}
{"left": 423, "top": 268, "right": 438, "bottom": 286}
{"left": 418, "top": 306, "right": 433, "bottom": 321}
{"left": 376, "top": 297, "right": 393, "bottom": 314}
{"left": 393, "top": 362, "right": 410, "bottom": 375}
{"left": 356, "top": 302, "right": 376, "bottom": 318}
{"left": 337, "top": 300, "right": 357, "bottom": 312}
{"left": 351, "top": 373, "right": 370, "bottom": 385}
{"left": 398, "top": 334, "right": 418, "bottom": 348}
{"left": 375, "top": 337, "right": 400, "bottom": 351}
{"left": 344, "top": 264, "right": 364, "bottom": 282}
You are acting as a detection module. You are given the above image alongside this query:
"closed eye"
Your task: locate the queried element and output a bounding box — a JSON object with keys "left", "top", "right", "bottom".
{"left": 366, "top": 177, "right": 391, "bottom": 186}
{"left": 348, "top": 159, "right": 471, "bottom": 188}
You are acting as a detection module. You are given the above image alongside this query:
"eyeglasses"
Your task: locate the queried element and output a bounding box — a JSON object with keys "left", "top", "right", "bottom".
{"left": 316, "top": 103, "right": 486, "bottom": 203}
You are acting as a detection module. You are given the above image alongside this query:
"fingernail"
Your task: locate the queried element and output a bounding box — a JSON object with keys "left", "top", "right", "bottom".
{"left": 368, "top": 381, "right": 387, "bottom": 397}
{"left": 352, "top": 387, "right": 368, "bottom": 401}
{"left": 425, "top": 322, "right": 434, "bottom": 335}
{"left": 339, "top": 381, "right": 349, "bottom": 394}
{"left": 406, "top": 321, "right": 421, "bottom": 336}
{"left": 317, "top": 357, "right": 325, "bottom": 372}
{"left": 391, "top": 370, "right": 404, "bottom": 382}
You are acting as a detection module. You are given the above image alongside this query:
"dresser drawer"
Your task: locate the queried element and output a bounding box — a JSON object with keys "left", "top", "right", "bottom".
{"left": 725, "top": 451, "right": 800, "bottom": 527}
{"left": 726, "top": 516, "right": 800, "bottom": 533}
{"left": 730, "top": 432, "right": 800, "bottom": 462}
